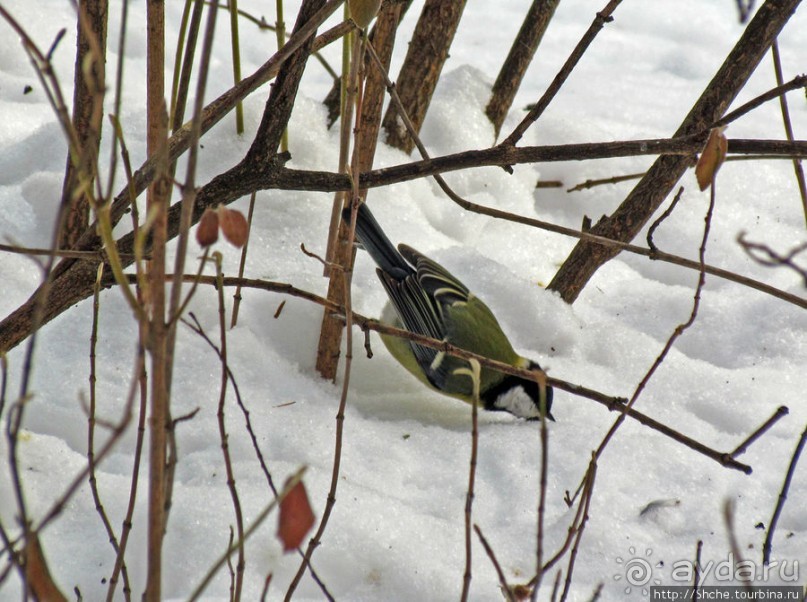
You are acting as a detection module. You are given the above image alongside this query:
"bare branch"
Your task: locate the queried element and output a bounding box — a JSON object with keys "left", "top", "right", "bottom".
{"left": 474, "top": 525, "right": 516, "bottom": 602}
{"left": 738, "top": 234, "right": 807, "bottom": 286}
{"left": 731, "top": 406, "right": 790, "bottom": 457}
{"left": 763, "top": 424, "right": 807, "bottom": 565}
{"left": 503, "top": 0, "right": 623, "bottom": 148}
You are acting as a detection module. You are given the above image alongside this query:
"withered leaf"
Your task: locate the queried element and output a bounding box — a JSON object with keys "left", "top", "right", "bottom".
{"left": 695, "top": 127, "right": 728, "bottom": 191}
{"left": 218, "top": 207, "right": 249, "bottom": 248}
{"left": 277, "top": 479, "right": 315, "bottom": 552}
{"left": 196, "top": 207, "right": 219, "bottom": 247}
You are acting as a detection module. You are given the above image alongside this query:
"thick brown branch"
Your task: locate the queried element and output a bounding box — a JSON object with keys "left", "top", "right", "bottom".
{"left": 485, "top": 0, "right": 560, "bottom": 139}
{"left": 381, "top": 0, "right": 466, "bottom": 153}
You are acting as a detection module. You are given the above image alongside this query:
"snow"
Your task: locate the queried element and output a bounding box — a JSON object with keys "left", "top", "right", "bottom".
{"left": 1, "top": 1, "right": 806, "bottom": 600}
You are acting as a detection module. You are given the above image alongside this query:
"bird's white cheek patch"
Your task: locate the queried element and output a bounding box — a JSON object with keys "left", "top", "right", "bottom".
{"left": 495, "top": 386, "right": 541, "bottom": 419}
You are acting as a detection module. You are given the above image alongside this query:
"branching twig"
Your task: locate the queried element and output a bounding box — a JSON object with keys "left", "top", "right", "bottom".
{"left": 738, "top": 234, "right": 807, "bottom": 286}
{"left": 185, "top": 313, "right": 276, "bottom": 496}
{"left": 646, "top": 187, "right": 685, "bottom": 254}
{"left": 473, "top": 525, "right": 516, "bottom": 602}
{"left": 559, "top": 458, "right": 597, "bottom": 602}
{"left": 525, "top": 452, "right": 593, "bottom": 588}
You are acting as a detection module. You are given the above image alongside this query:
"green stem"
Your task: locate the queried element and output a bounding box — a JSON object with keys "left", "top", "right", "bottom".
{"left": 229, "top": 0, "right": 245, "bottom": 134}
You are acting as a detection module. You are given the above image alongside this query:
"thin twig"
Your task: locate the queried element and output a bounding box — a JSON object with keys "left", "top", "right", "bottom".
{"left": 473, "top": 525, "right": 516, "bottom": 602}
{"left": 0, "top": 356, "right": 22, "bottom": 585}
{"left": 550, "top": 570, "right": 562, "bottom": 602}
{"left": 185, "top": 312, "right": 277, "bottom": 496}
{"left": 646, "top": 187, "right": 685, "bottom": 254}
{"left": 531, "top": 375, "right": 550, "bottom": 601}
{"left": 769, "top": 45, "right": 807, "bottom": 226}
{"left": 106, "top": 287, "right": 148, "bottom": 602}
{"left": 260, "top": 573, "right": 273, "bottom": 602}
{"left": 693, "top": 539, "right": 703, "bottom": 600}
{"left": 34, "top": 357, "right": 137, "bottom": 535}
{"left": 0, "top": 242, "right": 140, "bottom": 261}
{"left": 723, "top": 500, "right": 753, "bottom": 592}
{"left": 738, "top": 235, "right": 807, "bottom": 286}
{"left": 763, "top": 424, "right": 807, "bottom": 564}
{"left": 230, "top": 191, "right": 256, "bottom": 328}
{"left": 461, "top": 360, "right": 482, "bottom": 602}
{"left": 226, "top": 526, "right": 236, "bottom": 601}
{"left": 528, "top": 460, "right": 596, "bottom": 587}
{"left": 731, "top": 406, "right": 789, "bottom": 457}
{"left": 503, "top": 0, "right": 623, "bottom": 147}
{"left": 711, "top": 74, "right": 807, "bottom": 129}
{"left": 228, "top": 0, "right": 245, "bottom": 133}
{"left": 559, "top": 458, "right": 597, "bottom": 602}
{"left": 212, "top": 253, "right": 246, "bottom": 600}
{"left": 567, "top": 172, "right": 645, "bottom": 192}
{"left": 87, "top": 264, "right": 129, "bottom": 594}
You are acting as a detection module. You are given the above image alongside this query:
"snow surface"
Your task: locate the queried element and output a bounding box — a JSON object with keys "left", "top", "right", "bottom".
{"left": 1, "top": 1, "right": 806, "bottom": 600}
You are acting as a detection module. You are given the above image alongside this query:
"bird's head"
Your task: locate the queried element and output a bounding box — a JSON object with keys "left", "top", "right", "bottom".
{"left": 484, "top": 361, "right": 554, "bottom": 421}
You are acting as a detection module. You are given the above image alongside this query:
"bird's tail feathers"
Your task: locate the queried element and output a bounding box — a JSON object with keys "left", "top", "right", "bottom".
{"left": 343, "top": 203, "right": 411, "bottom": 279}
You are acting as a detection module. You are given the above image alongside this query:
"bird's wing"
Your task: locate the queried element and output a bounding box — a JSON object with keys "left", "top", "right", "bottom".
{"left": 398, "top": 244, "right": 470, "bottom": 310}
{"left": 377, "top": 270, "right": 444, "bottom": 372}
{"left": 398, "top": 244, "right": 521, "bottom": 394}
{"left": 379, "top": 245, "right": 475, "bottom": 392}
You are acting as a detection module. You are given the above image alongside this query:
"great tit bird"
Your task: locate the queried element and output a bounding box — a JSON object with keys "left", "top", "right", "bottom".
{"left": 346, "top": 203, "right": 554, "bottom": 420}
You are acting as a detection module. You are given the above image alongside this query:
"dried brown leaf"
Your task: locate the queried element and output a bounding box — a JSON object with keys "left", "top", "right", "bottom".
{"left": 26, "top": 533, "right": 68, "bottom": 602}
{"left": 695, "top": 126, "right": 728, "bottom": 191}
{"left": 196, "top": 208, "right": 219, "bottom": 247}
{"left": 218, "top": 207, "right": 249, "bottom": 248}
{"left": 277, "top": 479, "right": 315, "bottom": 552}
